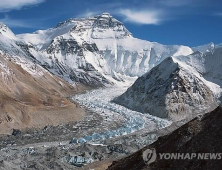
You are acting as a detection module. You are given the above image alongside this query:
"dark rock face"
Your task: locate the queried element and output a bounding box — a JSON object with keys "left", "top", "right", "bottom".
{"left": 0, "top": 23, "right": 8, "bottom": 33}
{"left": 94, "top": 13, "right": 122, "bottom": 28}
{"left": 12, "top": 129, "right": 21, "bottom": 136}
{"left": 16, "top": 41, "right": 37, "bottom": 60}
{"left": 107, "top": 106, "right": 222, "bottom": 170}
{"left": 92, "top": 13, "right": 131, "bottom": 38}
{"left": 107, "top": 144, "right": 124, "bottom": 153}
{"left": 46, "top": 38, "right": 82, "bottom": 55}
{"left": 46, "top": 37, "right": 99, "bottom": 55}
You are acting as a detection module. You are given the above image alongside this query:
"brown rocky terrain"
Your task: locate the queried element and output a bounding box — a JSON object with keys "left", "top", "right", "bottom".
{"left": 0, "top": 54, "right": 88, "bottom": 134}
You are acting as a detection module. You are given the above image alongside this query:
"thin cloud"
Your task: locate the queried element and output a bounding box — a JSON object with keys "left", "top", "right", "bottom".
{"left": 0, "top": 15, "right": 44, "bottom": 28}
{"left": 75, "top": 2, "right": 122, "bottom": 18}
{"left": 214, "top": 12, "right": 222, "bottom": 16}
{"left": 74, "top": 0, "right": 203, "bottom": 25}
{"left": 0, "top": 0, "right": 45, "bottom": 12}
{"left": 119, "top": 9, "right": 164, "bottom": 25}
{"left": 77, "top": 11, "right": 99, "bottom": 18}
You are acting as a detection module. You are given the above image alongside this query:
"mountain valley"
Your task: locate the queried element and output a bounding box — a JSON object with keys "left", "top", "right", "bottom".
{"left": 0, "top": 12, "right": 221, "bottom": 170}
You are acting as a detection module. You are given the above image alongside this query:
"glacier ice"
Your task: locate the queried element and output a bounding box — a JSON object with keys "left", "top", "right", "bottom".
{"left": 71, "top": 85, "right": 171, "bottom": 144}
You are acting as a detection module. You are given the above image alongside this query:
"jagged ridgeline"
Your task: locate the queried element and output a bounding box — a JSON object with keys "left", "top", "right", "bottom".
{"left": 15, "top": 13, "right": 192, "bottom": 87}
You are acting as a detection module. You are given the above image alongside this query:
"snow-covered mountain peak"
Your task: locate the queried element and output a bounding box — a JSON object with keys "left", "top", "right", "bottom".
{"left": 192, "top": 42, "right": 222, "bottom": 54}
{"left": 54, "top": 13, "right": 132, "bottom": 39}
{"left": 0, "top": 23, "right": 17, "bottom": 40}
{"left": 18, "top": 13, "right": 133, "bottom": 51}
{"left": 100, "top": 12, "right": 111, "bottom": 17}
{"left": 92, "top": 13, "right": 131, "bottom": 39}
{"left": 192, "top": 42, "right": 215, "bottom": 53}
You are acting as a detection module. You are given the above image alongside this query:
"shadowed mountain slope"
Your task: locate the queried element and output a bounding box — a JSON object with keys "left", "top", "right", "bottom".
{"left": 107, "top": 106, "right": 222, "bottom": 170}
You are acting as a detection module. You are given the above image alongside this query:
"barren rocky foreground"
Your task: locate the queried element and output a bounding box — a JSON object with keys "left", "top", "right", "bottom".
{"left": 108, "top": 107, "right": 222, "bottom": 170}
{"left": 0, "top": 86, "right": 172, "bottom": 170}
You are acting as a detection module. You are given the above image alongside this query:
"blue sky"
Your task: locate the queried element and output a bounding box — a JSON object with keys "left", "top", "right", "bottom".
{"left": 0, "top": 0, "right": 221, "bottom": 47}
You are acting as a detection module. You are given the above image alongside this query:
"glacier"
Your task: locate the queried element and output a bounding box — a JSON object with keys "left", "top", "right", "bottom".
{"left": 71, "top": 85, "right": 171, "bottom": 144}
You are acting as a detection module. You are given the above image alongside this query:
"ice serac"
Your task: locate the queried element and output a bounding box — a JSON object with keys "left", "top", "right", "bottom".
{"left": 113, "top": 55, "right": 218, "bottom": 121}
{"left": 18, "top": 13, "right": 193, "bottom": 86}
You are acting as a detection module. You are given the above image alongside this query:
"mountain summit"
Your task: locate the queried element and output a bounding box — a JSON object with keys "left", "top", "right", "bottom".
{"left": 55, "top": 12, "right": 132, "bottom": 39}
{"left": 15, "top": 13, "right": 193, "bottom": 86}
